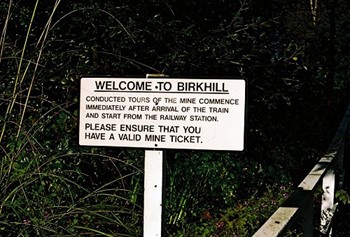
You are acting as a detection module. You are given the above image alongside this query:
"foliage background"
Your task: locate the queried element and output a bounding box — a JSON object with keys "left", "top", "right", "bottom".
{"left": 0, "top": 0, "right": 349, "bottom": 236}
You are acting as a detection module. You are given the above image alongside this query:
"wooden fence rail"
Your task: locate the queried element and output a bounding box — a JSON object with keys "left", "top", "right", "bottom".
{"left": 253, "top": 103, "right": 350, "bottom": 237}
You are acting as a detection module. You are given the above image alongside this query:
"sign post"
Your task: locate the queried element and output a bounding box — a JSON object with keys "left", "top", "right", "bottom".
{"left": 143, "top": 74, "right": 165, "bottom": 237}
{"left": 143, "top": 150, "right": 163, "bottom": 237}
{"left": 79, "top": 76, "right": 246, "bottom": 236}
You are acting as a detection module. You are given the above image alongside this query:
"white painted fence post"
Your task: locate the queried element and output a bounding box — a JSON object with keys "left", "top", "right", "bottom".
{"left": 143, "top": 150, "right": 164, "bottom": 237}
{"left": 320, "top": 168, "right": 336, "bottom": 235}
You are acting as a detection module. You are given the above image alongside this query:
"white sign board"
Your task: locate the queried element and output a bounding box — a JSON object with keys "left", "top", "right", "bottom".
{"left": 79, "top": 77, "right": 246, "bottom": 151}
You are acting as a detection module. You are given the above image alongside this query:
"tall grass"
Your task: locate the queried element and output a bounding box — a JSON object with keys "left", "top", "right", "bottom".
{"left": 0, "top": 1, "right": 142, "bottom": 235}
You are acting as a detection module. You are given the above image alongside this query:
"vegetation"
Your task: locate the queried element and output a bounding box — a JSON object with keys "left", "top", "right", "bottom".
{"left": 0, "top": 0, "right": 349, "bottom": 236}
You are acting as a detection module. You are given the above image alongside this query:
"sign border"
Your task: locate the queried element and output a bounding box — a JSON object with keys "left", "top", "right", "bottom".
{"left": 78, "top": 76, "right": 247, "bottom": 151}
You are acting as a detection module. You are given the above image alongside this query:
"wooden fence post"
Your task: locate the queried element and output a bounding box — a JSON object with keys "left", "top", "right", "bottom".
{"left": 302, "top": 197, "right": 314, "bottom": 237}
